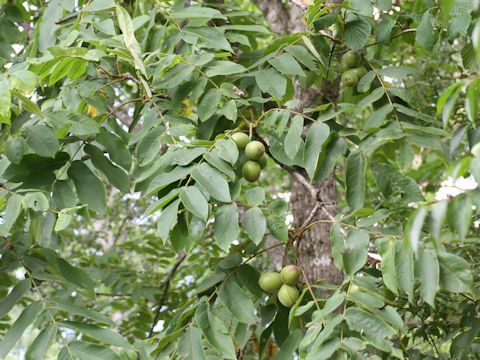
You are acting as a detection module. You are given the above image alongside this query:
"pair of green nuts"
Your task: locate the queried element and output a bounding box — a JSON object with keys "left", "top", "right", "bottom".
{"left": 340, "top": 50, "right": 367, "bottom": 88}
{"left": 258, "top": 265, "right": 301, "bottom": 307}
{"left": 231, "top": 133, "right": 267, "bottom": 182}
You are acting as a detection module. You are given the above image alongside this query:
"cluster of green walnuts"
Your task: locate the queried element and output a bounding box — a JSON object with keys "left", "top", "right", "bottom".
{"left": 340, "top": 50, "right": 367, "bottom": 88}
{"left": 258, "top": 265, "right": 302, "bottom": 307}
{"left": 231, "top": 133, "right": 268, "bottom": 182}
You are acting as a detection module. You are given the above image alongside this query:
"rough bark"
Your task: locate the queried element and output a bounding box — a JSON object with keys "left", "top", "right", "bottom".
{"left": 255, "top": 0, "right": 344, "bottom": 286}
{"left": 290, "top": 174, "right": 343, "bottom": 285}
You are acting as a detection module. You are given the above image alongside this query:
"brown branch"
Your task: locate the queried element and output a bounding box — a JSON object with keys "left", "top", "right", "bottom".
{"left": 148, "top": 250, "right": 187, "bottom": 338}
{"left": 107, "top": 103, "right": 142, "bottom": 133}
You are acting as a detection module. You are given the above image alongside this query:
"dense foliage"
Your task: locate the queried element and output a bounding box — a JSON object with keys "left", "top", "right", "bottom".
{"left": 0, "top": 0, "right": 479, "bottom": 359}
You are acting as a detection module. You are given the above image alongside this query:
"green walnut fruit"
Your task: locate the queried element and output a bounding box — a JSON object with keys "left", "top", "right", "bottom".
{"left": 257, "top": 154, "right": 267, "bottom": 169}
{"left": 351, "top": 66, "right": 367, "bottom": 80}
{"left": 280, "top": 265, "right": 301, "bottom": 285}
{"left": 258, "top": 272, "right": 283, "bottom": 293}
{"left": 242, "top": 160, "right": 261, "bottom": 182}
{"left": 339, "top": 60, "right": 350, "bottom": 73}
{"left": 278, "top": 284, "right": 299, "bottom": 307}
{"left": 231, "top": 132, "right": 250, "bottom": 150}
{"left": 245, "top": 140, "right": 265, "bottom": 161}
{"left": 342, "top": 50, "right": 361, "bottom": 68}
{"left": 341, "top": 69, "right": 358, "bottom": 87}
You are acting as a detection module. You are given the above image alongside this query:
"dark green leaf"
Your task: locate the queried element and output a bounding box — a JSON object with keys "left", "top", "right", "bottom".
{"left": 68, "top": 341, "right": 121, "bottom": 360}
{"left": 414, "top": 245, "right": 439, "bottom": 307}
{"left": 0, "top": 301, "right": 42, "bottom": 358}
{"left": 24, "top": 124, "right": 59, "bottom": 158}
{"left": 0, "top": 279, "right": 31, "bottom": 319}
{"left": 344, "top": 19, "right": 372, "bottom": 50}
{"left": 58, "top": 321, "right": 132, "bottom": 348}
{"left": 178, "top": 327, "right": 206, "bottom": 360}
{"left": 218, "top": 279, "right": 256, "bottom": 324}
{"left": 416, "top": 11, "right": 435, "bottom": 50}
{"left": 214, "top": 203, "right": 239, "bottom": 251}
{"left": 180, "top": 186, "right": 209, "bottom": 221}
{"left": 395, "top": 240, "right": 414, "bottom": 302}
{"left": 68, "top": 161, "right": 106, "bottom": 214}
{"left": 342, "top": 229, "right": 369, "bottom": 276}
{"left": 304, "top": 122, "right": 330, "bottom": 180}
{"left": 25, "top": 325, "right": 57, "bottom": 360}
{"left": 345, "top": 307, "right": 396, "bottom": 338}
{"left": 266, "top": 215, "right": 288, "bottom": 242}
{"left": 243, "top": 207, "right": 266, "bottom": 245}
{"left": 346, "top": 150, "right": 366, "bottom": 211}
{"left": 191, "top": 163, "right": 231, "bottom": 202}
{"left": 197, "top": 89, "right": 221, "bottom": 122}
{"left": 157, "top": 199, "right": 180, "bottom": 244}
{"left": 84, "top": 144, "right": 130, "bottom": 192}
{"left": 195, "top": 303, "right": 236, "bottom": 359}
{"left": 438, "top": 251, "right": 473, "bottom": 293}
{"left": 255, "top": 68, "right": 287, "bottom": 99}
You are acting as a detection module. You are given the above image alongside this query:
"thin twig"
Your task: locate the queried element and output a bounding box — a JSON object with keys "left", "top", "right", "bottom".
{"left": 148, "top": 250, "right": 187, "bottom": 338}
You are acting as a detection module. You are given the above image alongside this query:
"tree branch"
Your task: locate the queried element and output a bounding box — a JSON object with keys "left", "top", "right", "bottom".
{"left": 106, "top": 104, "right": 142, "bottom": 133}
{"left": 148, "top": 250, "right": 187, "bottom": 338}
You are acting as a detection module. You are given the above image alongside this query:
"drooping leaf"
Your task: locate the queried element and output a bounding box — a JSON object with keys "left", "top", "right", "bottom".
{"left": 344, "top": 18, "right": 372, "bottom": 50}
{"left": 57, "top": 321, "right": 132, "bottom": 349}
{"left": 304, "top": 122, "right": 330, "bottom": 179}
{"left": 377, "top": 238, "right": 398, "bottom": 295}
{"left": 157, "top": 199, "right": 180, "bottom": 244}
{"left": 116, "top": 5, "right": 146, "bottom": 76}
{"left": 0, "top": 301, "right": 42, "bottom": 358}
{"left": 266, "top": 215, "right": 288, "bottom": 242}
{"left": 255, "top": 68, "right": 287, "bottom": 99}
{"left": 178, "top": 327, "right": 206, "bottom": 360}
{"left": 84, "top": 144, "right": 130, "bottom": 192}
{"left": 25, "top": 325, "right": 57, "bottom": 360}
{"left": 243, "top": 207, "right": 266, "bottom": 245}
{"left": 414, "top": 245, "right": 439, "bottom": 307}
{"left": 180, "top": 186, "right": 209, "bottom": 221}
{"left": 197, "top": 88, "right": 221, "bottom": 122}
{"left": 438, "top": 251, "right": 473, "bottom": 293}
{"left": 214, "top": 203, "right": 239, "bottom": 250}
{"left": 395, "top": 240, "right": 414, "bottom": 302}
{"left": 345, "top": 307, "right": 396, "bottom": 339}
{"left": 416, "top": 11, "right": 435, "bottom": 50}
{"left": 342, "top": 229, "right": 369, "bottom": 276}
{"left": 345, "top": 150, "right": 366, "bottom": 211}
{"left": 68, "top": 341, "right": 121, "bottom": 360}
{"left": 0, "top": 279, "right": 31, "bottom": 319}
{"left": 24, "top": 124, "right": 59, "bottom": 158}
{"left": 284, "top": 115, "right": 304, "bottom": 160}
{"left": 68, "top": 161, "right": 106, "bottom": 214}
{"left": 191, "top": 163, "right": 231, "bottom": 202}
{"left": 195, "top": 303, "right": 236, "bottom": 359}
{"left": 218, "top": 279, "right": 256, "bottom": 324}
{"left": 405, "top": 206, "right": 427, "bottom": 256}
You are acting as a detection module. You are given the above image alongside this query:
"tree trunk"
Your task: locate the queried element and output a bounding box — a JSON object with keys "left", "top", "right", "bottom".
{"left": 254, "top": 0, "right": 343, "bottom": 286}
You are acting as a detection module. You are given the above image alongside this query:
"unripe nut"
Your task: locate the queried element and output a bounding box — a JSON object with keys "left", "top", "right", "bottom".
{"left": 231, "top": 132, "right": 250, "bottom": 150}
{"left": 258, "top": 272, "right": 283, "bottom": 293}
{"left": 245, "top": 141, "right": 265, "bottom": 161}
{"left": 342, "top": 50, "right": 361, "bottom": 68}
{"left": 351, "top": 66, "right": 367, "bottom": 80}
{"left": 277, "top": 284, "right": 299, "bottom": 307}
{"left": 280, "top": 265, "right": 301, "bottom": 285}
{"left": 257, "top": 154, "right": 267, "bottom": 169}
{"left": 242, "top": 161, "right": 261, "bottom": 182}
{"left": 341, "top": 69, "right": 358, "bottom": 87}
